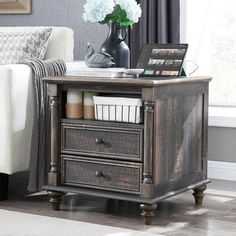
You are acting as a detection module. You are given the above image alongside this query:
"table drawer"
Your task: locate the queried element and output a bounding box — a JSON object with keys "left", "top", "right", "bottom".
{"left": 61, "top": 123, "right": 143, "bottom": 161}
{"left": 61, "top": 155, "right": 142, "bottom": 194}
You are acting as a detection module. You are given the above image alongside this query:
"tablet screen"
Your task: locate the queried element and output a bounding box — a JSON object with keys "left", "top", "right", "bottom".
{"left": 137, "top": 44, "right": 188, "bottom": 77}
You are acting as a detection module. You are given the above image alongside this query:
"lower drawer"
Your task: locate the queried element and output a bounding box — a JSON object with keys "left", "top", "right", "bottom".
{"left": 61, "top": 155, "right": 142, "bottom": 194}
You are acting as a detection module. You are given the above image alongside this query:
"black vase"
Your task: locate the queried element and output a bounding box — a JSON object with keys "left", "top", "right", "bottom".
{"left": 100, "top": 22, "right": 130, "bottom": 68}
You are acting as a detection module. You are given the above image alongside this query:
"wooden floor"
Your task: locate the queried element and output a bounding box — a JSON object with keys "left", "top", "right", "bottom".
{"left": 1, "top": 172, "right": 236, "bottom": 235}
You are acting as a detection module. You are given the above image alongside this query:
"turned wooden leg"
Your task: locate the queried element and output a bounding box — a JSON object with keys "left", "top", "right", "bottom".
{"left": 140, "top": 203, "right": 157, "bottom": 225}
{"left": 48, "top": 191, "right": 64, "bottom": 211}
{"left": 192, "top": 184, "right": 207, "bottom": 208}
{"left": 0, "top": 173, "right": 9, "bottom": 201}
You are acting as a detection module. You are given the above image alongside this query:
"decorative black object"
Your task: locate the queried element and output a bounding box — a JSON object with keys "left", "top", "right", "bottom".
{"left": 85, "top": 43, "right": 115, "bottom": 68}
{"left": 101, "top": 22, "right": 130, "bottom": 68}
{"left": 137, "top": 44, "right": 188, "bottom": 77}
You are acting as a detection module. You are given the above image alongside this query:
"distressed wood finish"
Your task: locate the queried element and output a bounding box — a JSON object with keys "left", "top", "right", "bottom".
{"left": 44, "top": 179, "right": 210, "bottom": 204}
{"left": 47, "top": 84, "right": 61, "bottom": 187}
{"left": 47, "top": 84, "right": 64, "bottom": 208}
{"left": 143, "top": 101, "right": 155, "bottom": 184}
{"left": 43, "top": 76, "right": 212, "bottom": 225}
{"left": 48, "top": 191, "right": 65, "bottom": 211}
{"left": 141, "top": 101, "right": 155, "bottom": 198}
{"left": 61, "top": 156, "right": 142, "bottom": 194}
{"left": 44, "top": 76, "right": 211, "bottom": 86}
{"left": 193, "top": 184, "right": 207, "bottom": 207}
{"left": 140, "top": 203, "right": 157, "bottom": 225}
{"left": 61, "top": 122, "right": 143, "bottom": 162}
{"left": 153, "top": 83, "right": 208, "bottom": 196}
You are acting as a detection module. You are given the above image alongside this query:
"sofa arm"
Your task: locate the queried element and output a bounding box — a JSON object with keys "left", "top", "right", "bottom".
{"left": 0, "top": 65, "right": 33, "bottom": 174}
{"left": 0, "top": 68, "right": 12, "bottom": 174}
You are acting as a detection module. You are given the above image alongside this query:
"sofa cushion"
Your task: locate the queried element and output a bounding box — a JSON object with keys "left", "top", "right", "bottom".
{"left": 0, "top": 64, "right": 33, "bottom": 174}
{"left": 0, "top": 28, "right": 52, "bottom": 65}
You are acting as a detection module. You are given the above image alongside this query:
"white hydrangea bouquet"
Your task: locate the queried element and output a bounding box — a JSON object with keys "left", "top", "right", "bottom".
{"left": 83, "top": 0, "right": 142, "bottom": 27}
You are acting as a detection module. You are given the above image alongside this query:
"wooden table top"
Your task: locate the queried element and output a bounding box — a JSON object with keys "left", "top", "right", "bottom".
{"left": 43, "top": 76, "right": 212, "bottom": 87}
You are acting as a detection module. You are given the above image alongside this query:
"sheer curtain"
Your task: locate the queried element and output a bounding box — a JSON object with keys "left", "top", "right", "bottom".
{"left": 182, "top": 0, "right": 236, "bottom": 106}
{"left": 129, "top": 0, "right": 180, "bottom": 67}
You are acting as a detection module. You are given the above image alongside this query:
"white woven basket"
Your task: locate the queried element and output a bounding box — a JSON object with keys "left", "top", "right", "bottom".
{"left": 93, "top": 96, "right": 143, "bottom": 123}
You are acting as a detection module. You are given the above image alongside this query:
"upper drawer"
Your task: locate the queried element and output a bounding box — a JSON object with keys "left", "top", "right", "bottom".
{"left": 61, "top": 122, "right": 143, "bottom": 161}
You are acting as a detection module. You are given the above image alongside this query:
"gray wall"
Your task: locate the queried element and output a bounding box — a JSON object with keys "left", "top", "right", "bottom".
{"left": 0, "top": 0, "right": 108, "bottom": 60}
{"left": 208, "top": 127, "right": 236, "bottom": 163}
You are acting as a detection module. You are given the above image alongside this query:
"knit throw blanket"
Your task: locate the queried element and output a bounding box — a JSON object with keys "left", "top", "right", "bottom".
{"left": 22, "top": 58, "right": 67, "bottom": 192}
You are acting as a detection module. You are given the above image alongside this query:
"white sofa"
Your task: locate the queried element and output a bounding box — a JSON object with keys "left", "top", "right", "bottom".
{"left": 0, "top": 27, "right": 74, "bottom": 200}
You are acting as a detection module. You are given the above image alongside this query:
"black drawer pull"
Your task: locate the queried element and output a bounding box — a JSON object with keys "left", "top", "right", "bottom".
{"left": 95, "top": 138, "right": 104, "bottom": 145}
{"left": 95, "top": 170, "right": 103, "bottom": 178}
{"left": 95, "top": 138, "right": 111, "bottom": 148}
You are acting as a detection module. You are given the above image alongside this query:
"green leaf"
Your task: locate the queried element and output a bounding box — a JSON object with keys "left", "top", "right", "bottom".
{"left": 99, "top": 15, "right": 114, "bottom": 25}
{"left": 99, "top": 4, "right": 135, "bottom": 27}
{"left": 120, "top": 19, "right": 134, "bottom": 27}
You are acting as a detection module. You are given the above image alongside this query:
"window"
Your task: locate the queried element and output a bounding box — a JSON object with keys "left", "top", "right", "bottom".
{"left": 181, "top": 0, "right": 236, "bottom": 106}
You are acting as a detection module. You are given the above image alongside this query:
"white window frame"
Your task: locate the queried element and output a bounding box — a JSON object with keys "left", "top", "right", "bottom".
{"left": 180, "top": 0, "right": 236, "bottom": 128}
